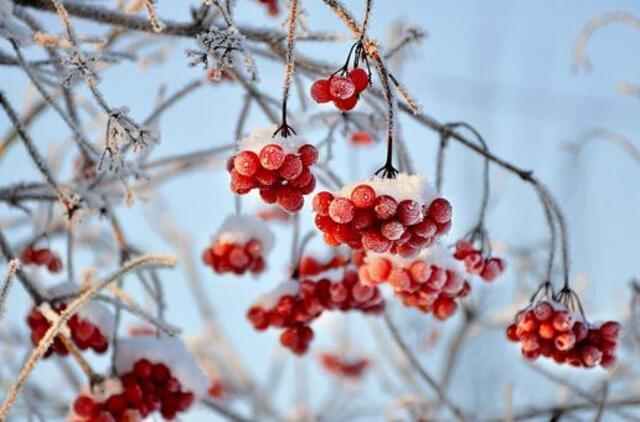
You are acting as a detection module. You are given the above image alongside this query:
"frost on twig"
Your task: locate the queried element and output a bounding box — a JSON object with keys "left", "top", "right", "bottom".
{"left": 60, "top": 49, "right": 102, "bottom": 88}
{"left": 186, "top": 25, "right": 258, "bottom": 82}
{"left": 0, "top": 259, "right": 19, "bottom": 321}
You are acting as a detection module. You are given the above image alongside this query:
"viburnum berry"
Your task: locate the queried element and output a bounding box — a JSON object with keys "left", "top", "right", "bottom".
{"left": 259, "top": 144, "right": 285, "bottom": 170}
{"left": 348, "top": 68, "right": 369, "bottom": 92}
{"left": 428, "top": 198, "right": 452, "bottom": 224}
{"left": 310, "top": 79, "right": 332, "bottom": 103}
{"left": 333, "top": 95, "right": 358, "bottom": 111}
{"left": 329, "top": 197, "right": 355, "bottom": 224}
{"left": 329, "top": 76, "right": 356, "bottom": 99}
{"left": 319, "top": 352, "right": 370, "bottom": 379}
{"left": 351, "top": 131, "right": 373, "bottom": 145}
{"left": 233, "top": 150, "right": 260, "bottom": 176}
{"left": 453, "top": 240, "right": 506, "bottom": 282}
{"left": 506, "top": 296, "right": 620, "bottom": 369}
{"left": 351, "top": 184, "right": 377, "bottom": 208}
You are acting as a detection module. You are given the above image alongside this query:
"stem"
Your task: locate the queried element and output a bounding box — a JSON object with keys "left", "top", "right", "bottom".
{"left": 0, "top": 229, "right": 44, "bottom": 303}
{"left": 275, "top": 0, "right": 299, "bottom": 138}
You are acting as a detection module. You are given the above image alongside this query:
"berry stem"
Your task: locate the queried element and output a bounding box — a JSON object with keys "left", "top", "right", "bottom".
{"left": 0, "top": 229, "right": 44, "bottom": 304}
{"left": 277, "top": 0, "right": 299, "bottom": 138}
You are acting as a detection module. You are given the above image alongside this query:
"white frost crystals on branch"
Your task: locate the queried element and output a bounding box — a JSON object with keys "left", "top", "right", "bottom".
{"left": 0, "top": 0, "right": 32, "bottom": 45}
{"left": 186, "top": 25, "right": 258, "bottom": 82}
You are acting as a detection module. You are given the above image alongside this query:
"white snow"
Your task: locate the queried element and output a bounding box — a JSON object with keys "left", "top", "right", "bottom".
{"left": 45, "top": 282, "right": 115, "bottom": 338}
{"left": 237, "top": 125, "right": 308, "bottom": 155}
{"left": 337, "top": 173, "right": 437, "bottom": 205}
{"left": 215, "top": 214, "right": 276, "bottom": 253}
{"left": 253, "top": 280, "right": 299, "bottom": 309}
{"left": 114, "top": 336, "right": 209, "bottom": 398}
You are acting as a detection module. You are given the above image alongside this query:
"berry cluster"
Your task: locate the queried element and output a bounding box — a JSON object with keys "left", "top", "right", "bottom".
{"left": 298, "top": 253, "right": 348, "bottom": 277}
{"left": 310, "top": 68, "right": 369, "bottom": 111}
{"left": 256, "top": 0, "right": 279, "bottom": 16}
{"left": 20, "top": 245, "right": 62, "bottom": 273}
{"left": 228, "top": 127, "right": 318, "bottom": 212}
{"left": 71, "top": 359, "right": 195, "bottom": 421}
{"left": 319, "top": 353, "right": 369, "bottom": 379}
{"left": 202, "top": 238, "right": 266, "bottom": 275}
{"left": 202, "top": 215, "right": 274, "bottom": 277}
{"left": 358, "top": 246, "right": 470, "bottom": 320}
{"left": 247, "top": 271, "right": 384, "bottom": 354}
{"left": 453, "top": 240, "right": 505, "bottom": 281}
{"left": 313, "top": 174, "right": 452, "bottom": 256}
{"left": 27, "top": 304, "right": 109, "bottom": 357}
{"left": 506, "top": 300, "right": 620, "bottom": 368}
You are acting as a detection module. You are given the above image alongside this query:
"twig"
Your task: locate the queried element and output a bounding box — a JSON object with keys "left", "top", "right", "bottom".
{"left": 0, "top": 259, "right": 19, "bottom": 321}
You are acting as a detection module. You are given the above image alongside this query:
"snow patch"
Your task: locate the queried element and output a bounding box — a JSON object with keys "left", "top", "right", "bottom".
{"left": 237, "top": 125, "right": 308, "bottom": 155}
{"left": 215, "top": 214, "right": 275, "bottom": 253}
{"left": 253, "top": 281, "right": 299, "bottom": 309}
{"left": 337, "top": 173, "right": 437, "bottom": 204}
{"left": 114, "top": 336, "right": 209, "bottom": 398}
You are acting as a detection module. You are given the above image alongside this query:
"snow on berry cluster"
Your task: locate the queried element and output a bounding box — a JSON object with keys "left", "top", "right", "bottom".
{"left": 27, "top": 282, "right": 114, "bottom": 357}
{"left": 202, "top": 214, "right": 275, "bottom": 276}
{"left": 453, "top": 240, "right": 505, "bottom": 282}
{"left": 319, "top": 352, "right": 370, "bottom": 379}
{"left": 247, "top": 270, "right": 384, "bottom": 355}
{"left": 227, "top": 126, "right": 318, "bottom": 212}
{"left": 70, "top": 337, "right": 208, "bottom": 421}
{"left": 357, "top": 245, "right": 470, "bottom": 320}
{"left": 20, "top": 245, "right": 63, "bottom": 273}
{"left": 310, "top": 68, "right": 369, "bottom": 111}
{"left": 313, "top": 173, "right": 452, "bottom": 256}
{"left": 506, "top": 300, "right": 620, "bottom": 368}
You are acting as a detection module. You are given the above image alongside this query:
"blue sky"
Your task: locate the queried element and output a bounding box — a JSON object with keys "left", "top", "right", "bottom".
{"left": 1, "top": 0, "right": 640, "bottom": 420}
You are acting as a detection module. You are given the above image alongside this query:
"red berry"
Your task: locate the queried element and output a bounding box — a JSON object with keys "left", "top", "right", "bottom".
{"left": 533, "top": 302, "right": 553, "bottom": 321}
{"left": 348, "top": 68, "right": 369, "bottom": 92}
{"left": 351, "top": 131, "right": 373, "bottom": 145}
{"left": 328, "top": 197, "right": 355, "bottom": 224}
{"left": 298, "top": 144, "right": 318, "bottom": 166}
{"left": 313, "top": 191, "right": 334, "bottom": 216}
{"left": 279, "top": 154, "right": 303, "bottom": 180}
{"left": 133, "top": 359, "right": 153, "bottom": 379}
{"left": 373, "top": 195, "right": 398, "bottom": 220}
{"left": 362, "top": 230, "right": 391, "bottom": 253}
{"left": 259, "top": 144, "right": 285, "bottom": 170}
{"left": 480, "top": 258, "right": 504, "bottom": 281}
{"left": 277, "top": 186, "right": 304, "bottom": 212}
{"left": 300, "top": 176, "right": 317, "bottom": 195}
{"left": 412, "top": 219, "right": 437, "bottom": 238}
{"left": 428, "top": 198, "right": 452, "bottom": 224}
{"left": 380, "top": 219, "right": 405, "bottom": 240}
{"left": 47, "top": 257, "right": 62, "bottom": 273}
{"left": 233, "top": 151, "right": 260, "bottom": 176}
{"left": 229, "top": 247, "right": 249, "bottom": 269}
{"left": 259, "top": 188, "right": 277, "bottom": 204}
{"left": 600, "top": 321, "right": 621, "bottom": 342}
{"left": 290, "top": 166, "right": 313, "bottom": 187}
{"left": 581, "top": 345, "right": 603, "bottom": 367}
{"left": 329, "top": 76, "right": 356, "bottom": 99}
{"left": 310, "top": 79, "right": 332, "bottom": 103}
{"left": 254, "top": 167, "right": 279, "bottom": 186}
{"left": 538, "top": 322, "right": 555, "bottom": 339}
{"left": 433, "top": 297, "right": 457, "bottom": 320}
{"left": 506, "top": 324, "right": 519, "bottom": 342}
{"left": 554, "top": 331, "right": 576, "bottom": 351}
{"left": 333, "top": 95, "right": 358, "bottom": 111}
{"left": 369, "top": 258, "right": 392, "bottom": 281}
{"left": 152, "top": 363, "right": 170, "bottom": 382}
{"left": 352, "top": 283, "right": 374, "bottom": 302}
{"left": 105, "top": 393, "right": 128, "bottom": 415}
{"left": 230, "top": 170, "right": 256, "bottom": 194}
{"left": 73, "top": 396, "right": 98, "bottom": 417}
{"left": 552, "top": 311, "right": 575, "bottom": 332}
{"left": 349, "top": 184, "right": 376, "bottom": 209}
{"left": 397, "top": 200, "right": 423, "bottom": 226}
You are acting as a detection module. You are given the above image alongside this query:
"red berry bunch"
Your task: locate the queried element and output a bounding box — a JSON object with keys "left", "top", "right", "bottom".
{"left": 298, "top": 253, "right": 348, "bottom": 277}
{"left": 313, "top": 174, "right": 452, "bottom": 256}
{"left": 319, "top": 352, "right": 370, "bottom": 379}
{"left": 70, "top": 359, "right": 196, "bottom": 421}
{"left": 453, "top": 240, "right": 505, "bottom": 281}
{"left": 310, "top": 68, "right": 369, "bottom": 111}
{"left": 27, "top": 302, "right": 111, "bottom": 358}
{"left": 247, "top": 271, "right": 385, "bottom": 354}
{"left": 228, "top": 127, "right": 318, "bottom": 212}
{"left": 20, "top": 245, "right": 63, "bottom": 273}
{"left": 506, "top": 300, "right": 620, "bottom": 368}
{"left": 202, "top": 215, "right": 274, "bottom": 276}
{"left": 358, "top": 246, "right": 470, "bottom": 320}
{"left": 256, "top": 0, "right": 279, "bottom": 16}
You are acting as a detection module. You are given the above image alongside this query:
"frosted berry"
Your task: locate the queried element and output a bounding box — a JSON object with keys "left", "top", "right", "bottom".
{"left": 313, "top": 191, "right": 334, "bottom": 216}
{"left": 310, "top": 79, "right": 332, "bottom": 103}
{"left": 328, "top": 197, "right": 355, "bottom": 224}
{"left": 233, "top": 150, "right": 260, "bottom": 176}
{"left": 329, "top": 76, "right": 356, "bottom": 99}
{"left": 428, "top": 198, "right": 452, "bottom": 224}
{"left": 373, "top": 195, "right": 398, "bottom": 220}
{"left": 348, "top": 68, "right": 369, "bottom": 92}
{"left": 298, "top": 144, "right": 318, "bottom": 166}
{"left": 279, "top": 154, "right": 303, "bottom": 180}
{"left": 334, "top": 95, "right": 358, "bottom": 111}
{"left": 350, "top": 184, "right": 376, "bottom": 208}
{"left": 259, "top": 144, "right": 285, "bottom": 170}
{"left": 277, "top": 186, "right": 304, "bottom": 213}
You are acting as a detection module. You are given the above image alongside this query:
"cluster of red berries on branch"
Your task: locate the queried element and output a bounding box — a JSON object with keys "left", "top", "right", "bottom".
{"left": 247, "top": 270, "right": 384, "bottom": 355}
{"left": 201, "top": 215, "right": 274, "bottom": 276}
{"left": 313, "top": 173, "right": 452, "bottom": 256}
{"left": 506, "top": 291, "right": 620, "bottom": 368}
{"left": 297, "top": 253, "right": 348, "bottom": 277}
{"left": 228, "top": 126, "right": 318, "bottom": 213}
{"left": 357, "top": 245, "right": 470, "bottom": 320}
{"left": 20, "top": 245, "right": 63, "bottom": 273}
{"left": 27, "top": 283, "right": 114, "bottom": 357}
{"left": 311, "top": 67, "right": 369, "bottom": 111}
{"left": 453, "top": 240, "right": 505, "bottom": 282}
{"left": 319, "top": 352, "right": 370, "bottom": 379}
{"left": 256, "top": 0, "right": 279, "bottom": 16}
{"left": 70, "top": 338, "right": 208, "bottom": 421}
